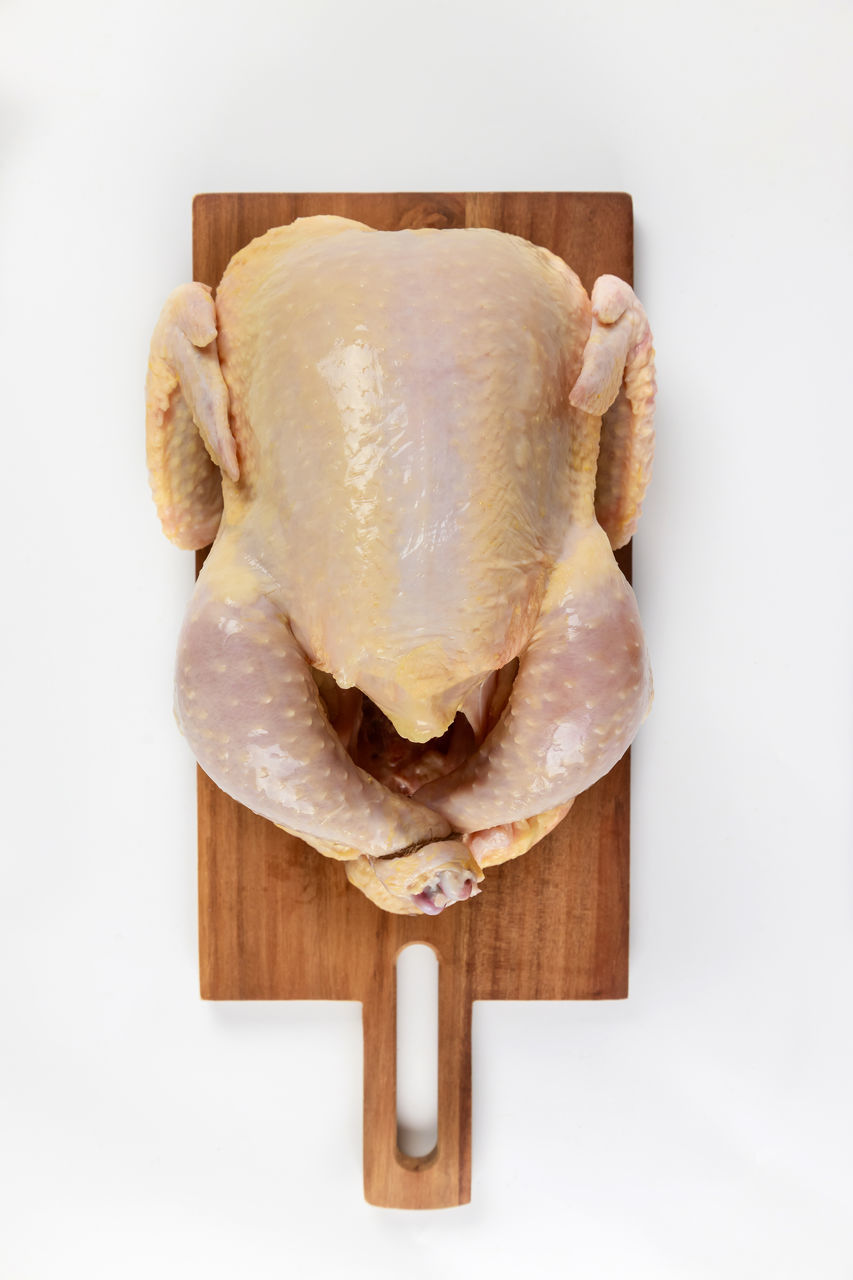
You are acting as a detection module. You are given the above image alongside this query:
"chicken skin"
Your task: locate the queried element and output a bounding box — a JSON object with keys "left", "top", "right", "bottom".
{"left": 146, "top": 216, "right": 655, "bottom": 914}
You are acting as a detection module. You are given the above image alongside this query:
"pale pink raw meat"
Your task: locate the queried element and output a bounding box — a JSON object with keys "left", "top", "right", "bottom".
{"left": 146, "top": 216, "right": 655, "bottom": 915}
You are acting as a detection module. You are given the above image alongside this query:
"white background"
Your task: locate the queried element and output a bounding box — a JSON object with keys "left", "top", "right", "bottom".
{"left": 2, "top": 1, "right": 852, "bottom": 1276}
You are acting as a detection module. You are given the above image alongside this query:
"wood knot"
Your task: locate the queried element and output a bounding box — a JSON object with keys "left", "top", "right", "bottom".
{"left": 397, "top": 198, "right": 465, "bottom": 230}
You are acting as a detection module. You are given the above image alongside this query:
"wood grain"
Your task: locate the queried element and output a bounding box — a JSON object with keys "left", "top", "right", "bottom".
{"left": 192, "top": 192, "right": 634, "bottom": 1208}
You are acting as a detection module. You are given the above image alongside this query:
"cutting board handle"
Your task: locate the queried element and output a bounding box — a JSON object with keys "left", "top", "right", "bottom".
{"left": 362, "top": 944, "right": 472, "bottom": 1208}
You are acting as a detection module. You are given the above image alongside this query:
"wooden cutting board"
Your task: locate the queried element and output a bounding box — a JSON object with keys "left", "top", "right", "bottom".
{"left": 193, "top": 192, "right": 634, "bottom": 1208}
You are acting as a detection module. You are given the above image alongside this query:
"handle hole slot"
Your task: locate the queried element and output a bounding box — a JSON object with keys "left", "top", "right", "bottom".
{"left": 396, "top": 942, "right": 439, "bottom": 1159}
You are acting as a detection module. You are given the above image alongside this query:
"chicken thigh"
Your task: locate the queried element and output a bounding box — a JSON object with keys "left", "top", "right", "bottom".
{"left": 146, "top": 216, "right": 655, "bottom": 915}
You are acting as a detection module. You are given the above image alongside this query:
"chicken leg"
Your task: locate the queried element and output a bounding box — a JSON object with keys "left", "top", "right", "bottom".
{"left": 175, "top": 535, "right": 482, "bottom": 910}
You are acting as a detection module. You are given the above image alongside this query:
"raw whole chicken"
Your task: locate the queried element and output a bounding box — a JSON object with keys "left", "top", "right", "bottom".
{"left": 146, "top": 216, "right": 655, "bottom": 915}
